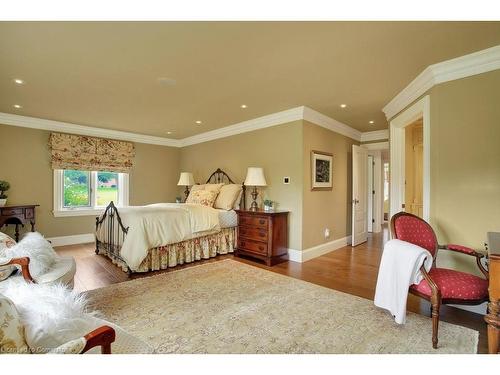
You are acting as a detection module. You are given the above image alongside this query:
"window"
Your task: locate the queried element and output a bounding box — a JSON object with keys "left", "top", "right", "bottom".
{"left": 54, "top": 170, "right": 129, "bottom": 217}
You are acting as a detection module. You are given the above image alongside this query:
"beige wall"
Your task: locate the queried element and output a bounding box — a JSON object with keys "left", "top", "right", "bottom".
{"left": 427, "top": 70, "right": 500, "bottom": 274}
{"left": 0, "top": 125, "right": 180, "bottom": 238}
{"left": 180, "top": 121, "right": 304, "bottom": 250}
{"left": 302, "top": 121, "right": 359, "bottom": 249}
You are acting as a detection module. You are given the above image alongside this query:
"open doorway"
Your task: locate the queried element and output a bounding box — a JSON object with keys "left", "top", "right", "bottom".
{"left": 365, "top": 147, "right": 388, "bottom": 234}
{"left": 404, "top": 118, "right": 424, "bottom": 218}
{"left": 382, "top": 151, "right": 390, "bottom": 222}
{"left": 389, "top": 95, "right": 430, "bottom": 221}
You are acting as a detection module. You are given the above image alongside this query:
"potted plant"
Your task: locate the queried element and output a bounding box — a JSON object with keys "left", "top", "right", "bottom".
{"left": 263, "top": 199, "right": 274, "bottom": 211}
{"left": 0, "top": 180, "right": 10, "bottom": 206}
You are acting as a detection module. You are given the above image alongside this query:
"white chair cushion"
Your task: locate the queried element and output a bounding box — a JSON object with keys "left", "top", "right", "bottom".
{"left": 35, "top": 256, "right": 76, "bottom": 288}
{"left": 0, "top": 293, "right": 30, "bottom": 354}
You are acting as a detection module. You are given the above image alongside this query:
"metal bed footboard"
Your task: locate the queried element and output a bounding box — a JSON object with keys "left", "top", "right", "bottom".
{"left": 95, "top": 201, "right": 132, "bottom": 274}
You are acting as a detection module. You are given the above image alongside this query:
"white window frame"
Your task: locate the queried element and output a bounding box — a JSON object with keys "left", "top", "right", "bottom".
{"left": 53, "top": 170, "right": 129, "bottom": 217}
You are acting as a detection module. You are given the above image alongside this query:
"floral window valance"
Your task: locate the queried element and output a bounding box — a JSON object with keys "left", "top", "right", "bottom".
{"left": 49, "top": 132, "right": 135, "bottom": 173}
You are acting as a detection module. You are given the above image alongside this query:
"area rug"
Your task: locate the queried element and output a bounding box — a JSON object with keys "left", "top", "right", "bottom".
{"left": 86, "top": 259, "right": 478, "bottom": 354}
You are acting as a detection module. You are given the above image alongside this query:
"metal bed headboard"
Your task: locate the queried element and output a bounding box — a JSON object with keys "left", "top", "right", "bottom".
{"left": 204, "top": 168, "right": 246, "bottom": 210}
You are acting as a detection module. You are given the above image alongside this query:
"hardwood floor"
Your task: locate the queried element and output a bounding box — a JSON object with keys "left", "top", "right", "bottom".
{"left": 55, "top": 225, "right": 488, "bottom": 353}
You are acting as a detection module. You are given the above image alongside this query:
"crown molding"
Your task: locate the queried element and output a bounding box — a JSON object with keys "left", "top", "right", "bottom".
{"left": 0, "top": 112, "right": 181, "bottom": 147}
{"left": 383, "top": 45, "right": 500, "bottom": 120}
{"left": 180, "top": 107, "right": 304, "bottom": 147}
{"left": 302, "top": 106, "right": 362, "bottom": 141}
{"left": 360, "top": 129, "right": 389, "bottom": 143}
{"left": 363, "top": 141, "right": 389, "bottom": 151}
{"left": 1, "top": 106, "right": 374, "bottom": 148}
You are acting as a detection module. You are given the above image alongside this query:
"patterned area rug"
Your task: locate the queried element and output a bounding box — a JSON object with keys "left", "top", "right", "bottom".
{"left": 86, "top": 259, "right": 478, "bottom": 354}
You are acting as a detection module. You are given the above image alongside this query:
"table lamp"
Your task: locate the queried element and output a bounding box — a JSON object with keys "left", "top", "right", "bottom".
{"left": 244, "top": 167, "right": 267, "bottom": 211}
{"left": 177, "top": 172, "right": 195, "bottom": 201}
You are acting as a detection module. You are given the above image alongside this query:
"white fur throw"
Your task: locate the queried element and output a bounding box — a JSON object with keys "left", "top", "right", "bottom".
{"left": 0, "top": 281, "right": 101, "bottom": 352}
{"left": 2, "top": 232, "right": 57, "bottom": 278}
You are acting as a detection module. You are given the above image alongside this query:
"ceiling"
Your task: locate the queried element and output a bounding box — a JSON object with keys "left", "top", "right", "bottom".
{"left": 0, "top": 22, "right": 499, "bottom": 139}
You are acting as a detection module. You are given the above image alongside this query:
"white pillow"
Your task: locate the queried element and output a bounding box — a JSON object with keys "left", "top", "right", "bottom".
{"left": 2, "top": 232, "right": 58, "bottom": 278}
{"left": 214, "top": 184, "right": 243, "bottom": 210}
{"left": 0, "top": 281, "right": 100, "bottom": 353}
{"left": 233, "top": 189, "right": 244, "bottom": 210}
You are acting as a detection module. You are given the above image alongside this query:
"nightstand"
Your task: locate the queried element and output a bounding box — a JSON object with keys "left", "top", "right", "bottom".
{"left": 235, "top": 209, "right": 289, "bottom": 266}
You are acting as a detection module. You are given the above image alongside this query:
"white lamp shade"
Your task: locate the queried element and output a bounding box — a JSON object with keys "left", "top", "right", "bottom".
{"left": 244, "top": 167, "right": 267, "bottom": 186}
{"left": 177, "top": 172, "right": 195, "bottom": 186}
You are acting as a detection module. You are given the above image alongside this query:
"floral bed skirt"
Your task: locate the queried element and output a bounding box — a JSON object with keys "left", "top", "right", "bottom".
{"left": 98, "top": 227, "right": 236, "bottom": 273}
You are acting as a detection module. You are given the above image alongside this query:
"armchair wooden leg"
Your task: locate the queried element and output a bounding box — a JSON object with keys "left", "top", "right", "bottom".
{"left": 431, "top": 296, "right": 441, "bottom": 349}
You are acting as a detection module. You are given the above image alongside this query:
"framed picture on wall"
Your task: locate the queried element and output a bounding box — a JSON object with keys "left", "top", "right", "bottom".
{"left": 311, "top": 150, "right": 333, "bottom": 190}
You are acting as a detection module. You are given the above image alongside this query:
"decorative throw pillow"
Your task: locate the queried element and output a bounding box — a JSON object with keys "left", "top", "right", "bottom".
{"left": 0, "top": 232, "right": 17, "bottom": 281}
{"left": 215, "top": 184, "right": 243, "bottom": 210}
{"left": 186, "top": 190, "right": 218, "bottom": 207}
{"left": 204, "top": 183, "right": 224, "bottom": 193}
{"left": 189, "top": 184, "right": 205, "bottom": 193}
{"left": 2, "top": 232, "right": 57, "bottom": 279}
{"left": 190, "top": 183, "right": 224, "bottom": 194}
{"left": 0, "top": 293, "right": 30, "bottom": 354}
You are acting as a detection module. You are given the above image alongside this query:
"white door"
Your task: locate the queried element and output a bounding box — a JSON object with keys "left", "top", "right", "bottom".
{"left": 367, "top": 155, "right": 374, "bottom": 232}
{"left": 352, "top": 145, "right": 368, "bottom": 246}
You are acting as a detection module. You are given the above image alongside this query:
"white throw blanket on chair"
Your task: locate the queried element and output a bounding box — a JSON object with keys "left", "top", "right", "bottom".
{"left": 374, "top": 239, "right": 433, "bottom": 324}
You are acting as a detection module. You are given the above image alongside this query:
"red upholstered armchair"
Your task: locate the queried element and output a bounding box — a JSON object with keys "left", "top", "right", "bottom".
{"left": 390, "top": 212, "right": 489, "bottom": 349}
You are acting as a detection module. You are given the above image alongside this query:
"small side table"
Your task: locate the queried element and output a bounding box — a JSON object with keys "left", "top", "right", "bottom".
{"left": 0, "top": 204, "right": 39, "bottom": 241}
{"left": 235, "top": 209, "right": 289, "bottom": 266}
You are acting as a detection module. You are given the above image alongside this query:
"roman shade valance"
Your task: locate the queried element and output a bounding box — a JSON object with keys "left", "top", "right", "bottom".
{"left": 49, "top": 132, "right": 135, "bottom": 173}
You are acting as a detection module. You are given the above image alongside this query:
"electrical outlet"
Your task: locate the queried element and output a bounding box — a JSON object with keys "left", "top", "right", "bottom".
{"left": 324, "top": 228, "right": 330, "bottom": 239}
{"left": 283, "top": 177, "right": 290, "bottom": 184}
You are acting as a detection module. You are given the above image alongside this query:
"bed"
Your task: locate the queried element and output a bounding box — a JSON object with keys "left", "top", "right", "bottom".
{"left": 95, "top": 168, "right": 245, "bottom": 275}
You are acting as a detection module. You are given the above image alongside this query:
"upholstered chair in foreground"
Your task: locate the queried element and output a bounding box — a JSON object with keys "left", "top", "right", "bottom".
{"left": 390, "top": 212, "right": 489, "bottom": 349}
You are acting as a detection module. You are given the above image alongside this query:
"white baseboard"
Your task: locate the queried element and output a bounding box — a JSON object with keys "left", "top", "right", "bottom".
{"left": 449, "top": 302, "right": 487, "bottom": 316}
{"left": 288, "top": 236, "right": 352, "bottom": 263}
{"left": 47, "top": 233, "right": 95, "bottom": 247}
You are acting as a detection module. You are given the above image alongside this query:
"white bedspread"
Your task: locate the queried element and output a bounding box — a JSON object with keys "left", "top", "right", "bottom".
{"left": 374, "top": 239, "right": 433, "bottom": 324}
{"left": 97, "top": 203, "right": 220, "bottom": 271}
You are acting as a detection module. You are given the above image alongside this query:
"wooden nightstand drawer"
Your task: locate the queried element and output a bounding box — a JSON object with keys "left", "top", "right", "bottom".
{"left": 238, "top": 215, "right": 268, "bottom": 228}
{"left": 235, "top": 209, "right": 289, "bottom": 266}
{"left": 238, "top": 226, "right": 268, "bottom": 241}
{"left": 1, "top": 208, "right": 22, "bottom": 216}
{"left": 238, "top": 238, "right": 268, "bottom": 255}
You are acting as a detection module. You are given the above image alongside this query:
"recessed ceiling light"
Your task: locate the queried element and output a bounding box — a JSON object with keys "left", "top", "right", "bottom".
{"left": 195, "top": 120, "right": 202, "bottom": 124}
{"left": 14, "top": 79, "right": 25, "bottom": 85}
{"left": 13, "top": 104, "right": 22, "bottom": 109}
{"left": 340, "top": 104, "right": 347, "bottom": 108}
{"left": 240, "top": 104, "right": 247, "bottom": 109}
{"left": 369, "top": 120, "right": 375, "bottom": 124}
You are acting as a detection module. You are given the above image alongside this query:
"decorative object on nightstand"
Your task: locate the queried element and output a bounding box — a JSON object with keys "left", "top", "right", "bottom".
{"left": 0, "top": 204, "right": 39, "bottom": 241}
{"left": 244, "top": 167, "right": 267, "bottom": 211}
{"left": 263, "top": 199, "right": 274, "bottom": 211}
{"left": 235, "top": 209, "right": 289, "bottom": 266}
{"left": 0, "top": 180, "right": 10, "bottom": 206}
{"left": 177, "top": 172, "right": 195, "bottom": 201}
{"left": 175, "top": 196, "right": 182, "bottom": 204}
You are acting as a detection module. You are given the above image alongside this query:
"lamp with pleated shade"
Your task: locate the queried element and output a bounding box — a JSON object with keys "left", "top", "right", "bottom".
{"left": 177, "top": 172, "right": 195, "bottom": 201}
{"left": 244, "top": 167, "right": 267, "bottom": 211}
